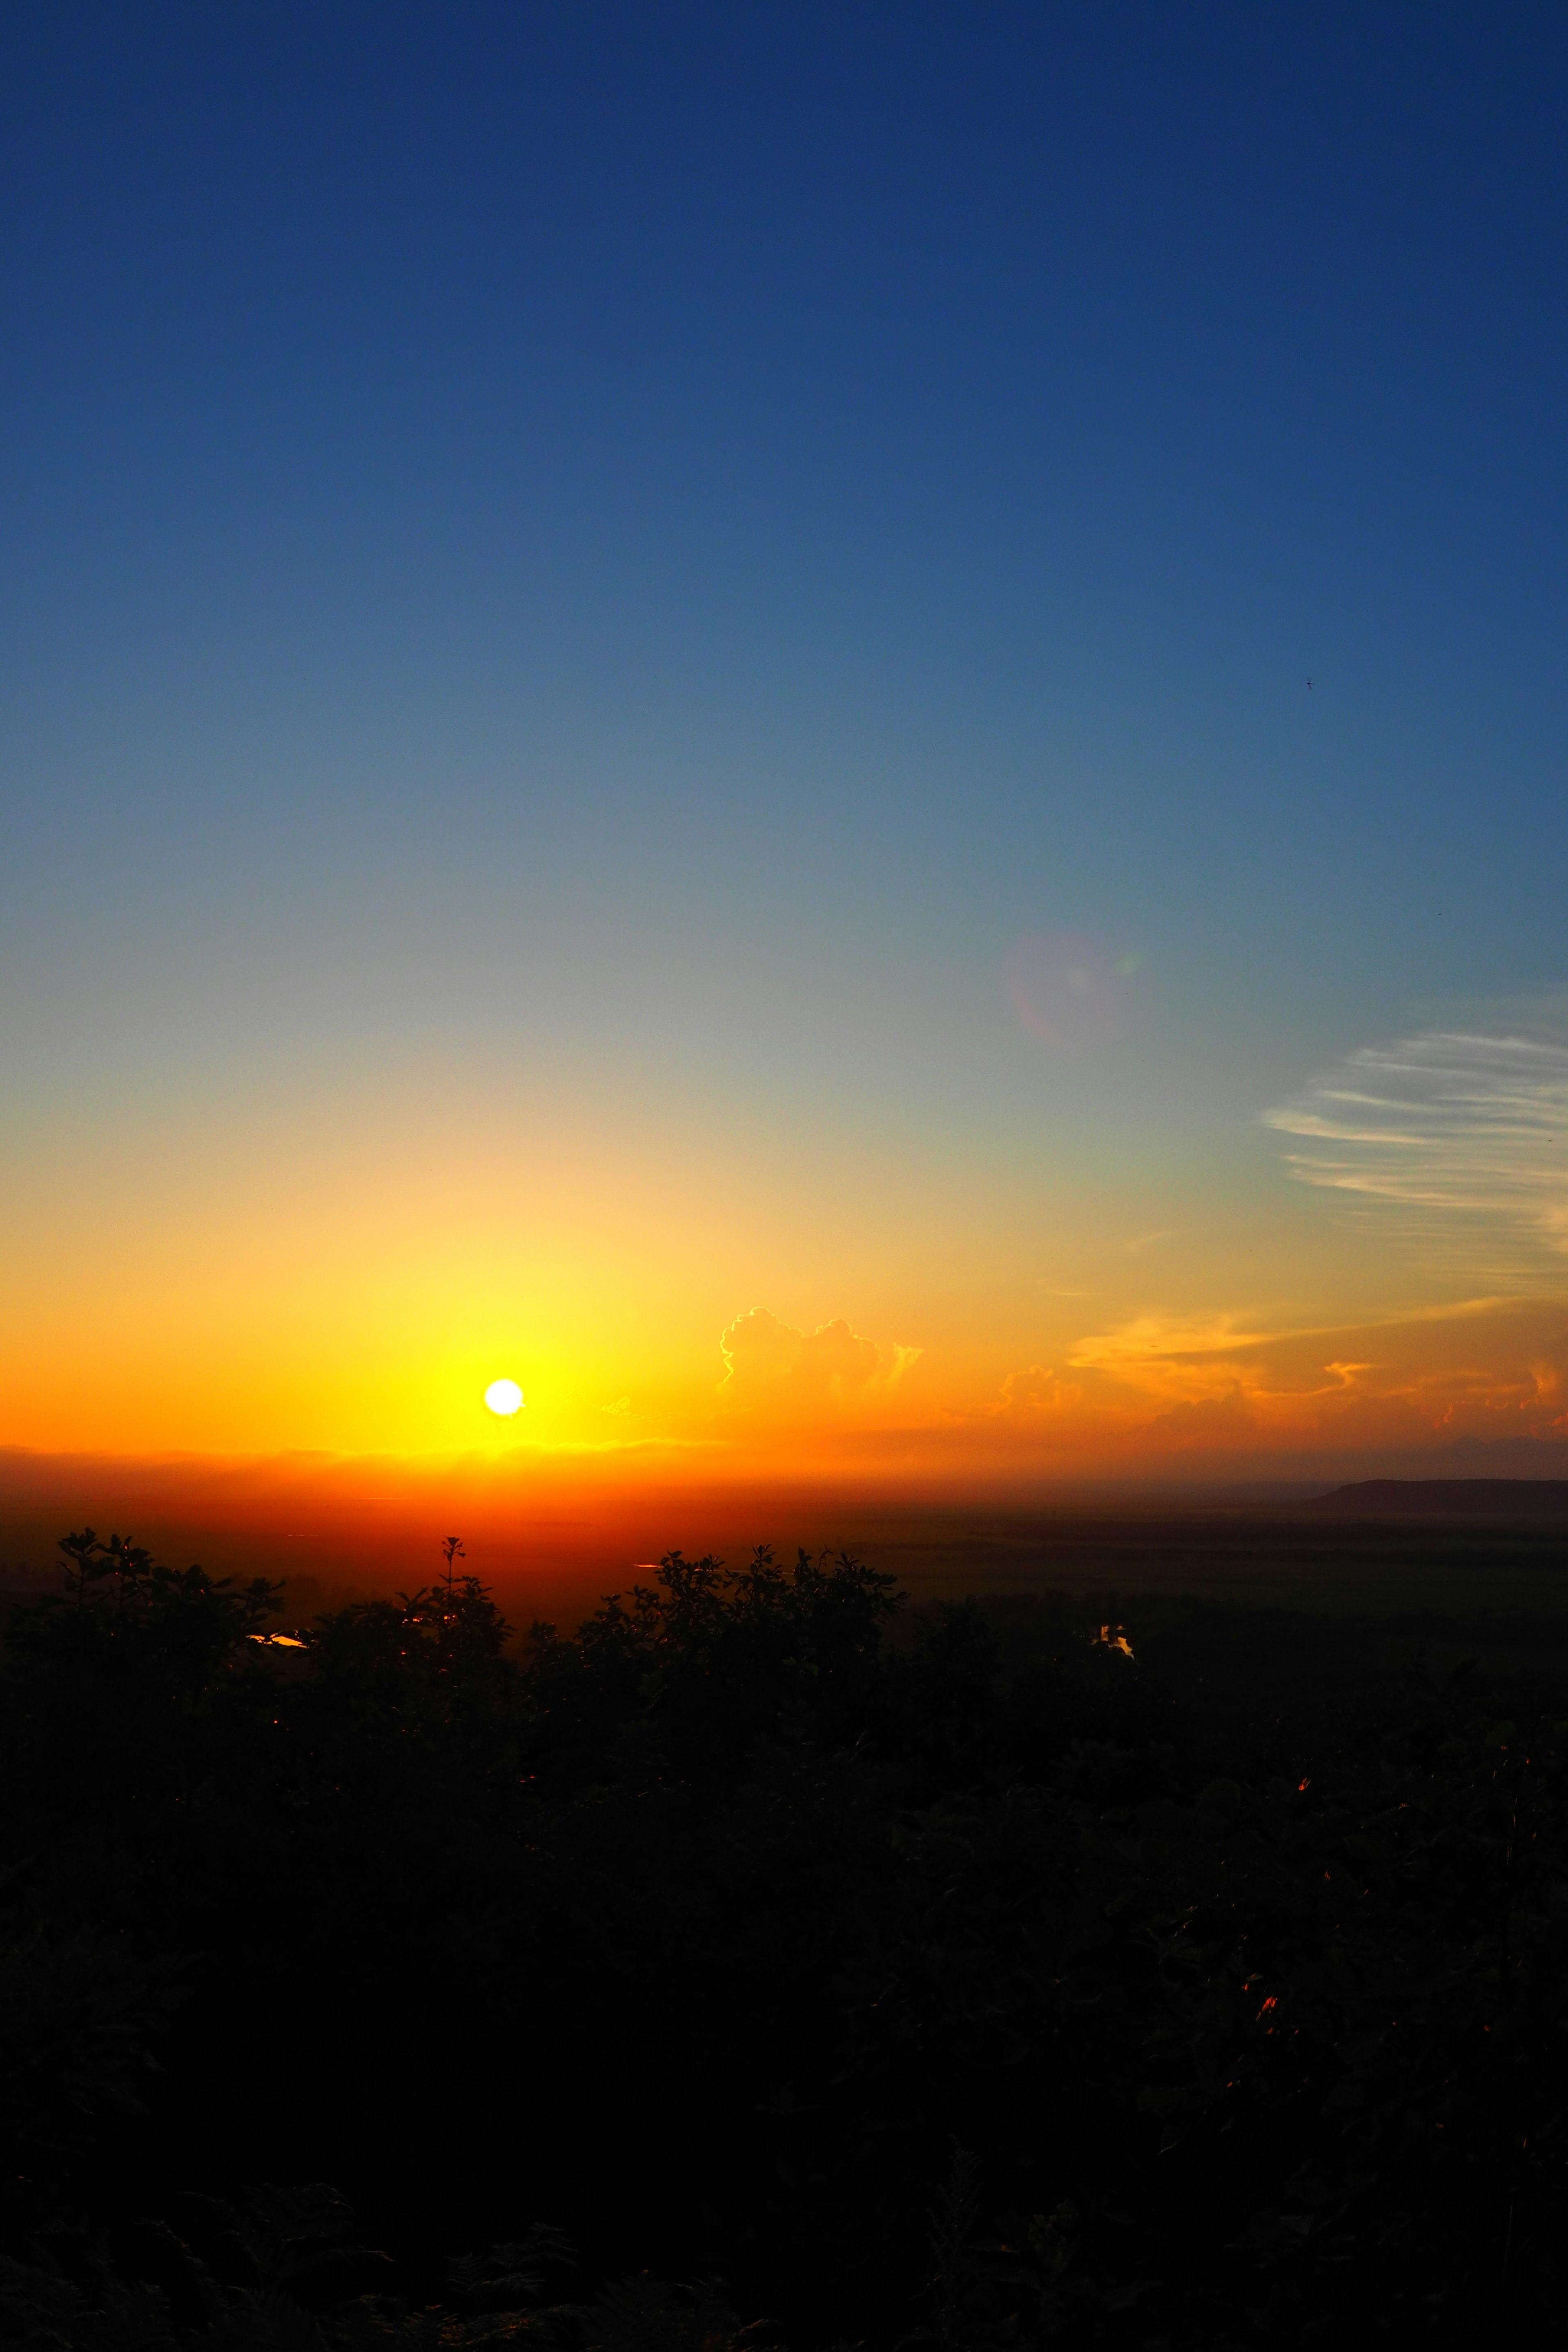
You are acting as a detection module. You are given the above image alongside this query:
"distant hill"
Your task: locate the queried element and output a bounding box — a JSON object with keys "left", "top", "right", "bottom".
{"left": 1303, "top": 1479, "right": 1568, "bottom": 1524}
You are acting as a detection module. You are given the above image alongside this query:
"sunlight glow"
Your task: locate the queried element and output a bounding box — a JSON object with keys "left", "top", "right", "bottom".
{"left": 483, "top": 1378, "right": 525, "bottom": 1417}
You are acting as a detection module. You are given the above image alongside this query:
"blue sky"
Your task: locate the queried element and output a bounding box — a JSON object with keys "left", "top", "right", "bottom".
{"left": 6, "top": 2, "right": 1568, "bottom": 1466}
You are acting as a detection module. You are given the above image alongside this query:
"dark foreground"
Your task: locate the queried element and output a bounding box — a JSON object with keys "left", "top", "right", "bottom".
{"left": 5, "top": 1536, "right": 1568, "bottom": 2349}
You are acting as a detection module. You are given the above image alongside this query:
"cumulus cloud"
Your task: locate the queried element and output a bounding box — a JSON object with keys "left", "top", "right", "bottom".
{"left": 714, "top": 1288, "right": 1568, "bottom": 1472}
{"left": 717, "top": 1307, "right": 922, "bottom": 1417}
{"left": 1263, "top": 1030, "right": 1568, "bottom": 1283}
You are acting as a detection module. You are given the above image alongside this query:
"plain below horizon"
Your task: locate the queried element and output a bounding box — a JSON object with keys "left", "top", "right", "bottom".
{"left": 8, "top": 1450, "right": 1568, "bottom": 1629}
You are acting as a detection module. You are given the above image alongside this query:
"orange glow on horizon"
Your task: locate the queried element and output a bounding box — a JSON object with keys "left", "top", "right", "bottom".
{"left": 8, "top": 1025, "right": 1568, "bottom": 1494}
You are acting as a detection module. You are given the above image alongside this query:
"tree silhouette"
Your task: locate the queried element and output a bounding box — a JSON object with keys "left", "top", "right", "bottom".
{"left": 6, "top": 1527, "right": 1568, "bottom": 2343}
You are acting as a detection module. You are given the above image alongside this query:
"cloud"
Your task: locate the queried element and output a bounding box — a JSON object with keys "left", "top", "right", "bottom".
{"left": 717, "top": 1307, "right": 922, "bottom": 1419}
{"left": 1067, "top": 1293, "right": 1568, "bottom": 1457}
{"left": 998, "top": 1364, "right": 1081, "bottom": 1412}
{"left": 1131, "top": 1391, "right": 1259, "bottom": 1449}
{"left": 950, "top": 1364, "right": 1086, "bottom": 1423}
{"left": 1263, "top": 1030, "right": 1568, "bottom": 1283}
{"left": 1069, "top": 1313, "right": 1271, "bottom": 1391}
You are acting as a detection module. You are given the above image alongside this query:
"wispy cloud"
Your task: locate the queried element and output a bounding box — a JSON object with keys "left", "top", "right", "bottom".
{"left": 1070, "top": 1311, "right": 1270, "bottom": 1367}
{"left": 1264, "top": 1031, "right": 1568, "bottom": 1283}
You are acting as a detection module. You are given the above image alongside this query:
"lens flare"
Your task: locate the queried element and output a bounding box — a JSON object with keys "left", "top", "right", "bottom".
{"left": 484, "top": 1378, "right": 525, "bottom": 1416}
{"left": 1003, "top": 931, "right": 1132, "bottom": 1049}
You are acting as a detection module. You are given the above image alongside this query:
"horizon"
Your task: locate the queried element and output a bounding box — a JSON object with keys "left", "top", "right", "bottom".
{"left": 11, "top": 1441, "right": 1568, "bottom": 1628}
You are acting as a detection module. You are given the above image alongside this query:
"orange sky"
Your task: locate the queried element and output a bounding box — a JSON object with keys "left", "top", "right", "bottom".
{"left": 8, "top": 1022, "right": 1568, "bottom": 1548}
{"left": 10, "top": 7, "right": 1568, "bottom": 1603}
{"left": 9, "top": 1283, "right": 1568, "bottom": 1595}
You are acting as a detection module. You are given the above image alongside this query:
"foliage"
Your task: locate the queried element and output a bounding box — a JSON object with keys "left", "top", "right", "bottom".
{"left": 7, "top": 1526, "right": 283, "bottom": 1702}
{"left": 7, "top": 1532, "right": 1568, "bottom": 2345}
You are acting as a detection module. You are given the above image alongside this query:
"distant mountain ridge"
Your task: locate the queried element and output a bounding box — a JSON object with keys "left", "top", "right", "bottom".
{"left": 1303, "top": 1479, "right": 1568, "bottom": 1523}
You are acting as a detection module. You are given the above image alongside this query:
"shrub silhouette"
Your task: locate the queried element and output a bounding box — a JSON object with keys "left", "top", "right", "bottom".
{"left": 9, "top": 1526, "right": 283, "bottom": 1704}
{"left": 7, "top": 1531, "right": 1568, "bottom": 2344}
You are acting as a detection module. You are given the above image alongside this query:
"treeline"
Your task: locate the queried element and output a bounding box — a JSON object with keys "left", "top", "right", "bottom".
{"left": 3, "top": 1531, "right": 1568, "bottom": 2347}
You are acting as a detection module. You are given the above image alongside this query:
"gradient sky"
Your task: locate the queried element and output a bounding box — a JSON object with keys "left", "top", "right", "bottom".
{"left": 7, "top": 2, "right": 1568, "bottom": 1492}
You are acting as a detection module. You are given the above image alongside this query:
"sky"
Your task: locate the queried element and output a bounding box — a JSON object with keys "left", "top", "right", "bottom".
{"left": 7, "top": 1, "right": 1568, "bottom": 1545}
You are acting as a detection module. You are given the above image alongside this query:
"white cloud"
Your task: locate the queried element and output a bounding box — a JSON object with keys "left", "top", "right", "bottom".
{"left": 1264, "top": 1030, "right": 1568, "bottom": 1282}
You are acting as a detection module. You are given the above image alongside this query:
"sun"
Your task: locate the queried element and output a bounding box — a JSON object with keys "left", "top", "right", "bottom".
{"left": 483, "top": 1377, "right": 525, "bottom": 1417}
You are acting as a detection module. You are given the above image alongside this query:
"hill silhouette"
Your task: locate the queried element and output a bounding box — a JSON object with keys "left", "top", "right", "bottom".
{"left": 1303, "top": 1477, "right": 1568, "bottom": 1523}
